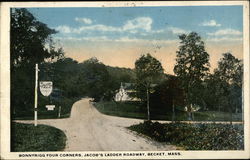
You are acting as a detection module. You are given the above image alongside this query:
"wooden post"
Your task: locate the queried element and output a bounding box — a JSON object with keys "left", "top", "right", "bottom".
{"left": 58, "top": 106, "right": 61, "bottom": 118}
{"left": 34, "top": 64, "right": 38, "bottom": 126}
{"left": 147, "top": 87, "right": 150, "bottom": 121}
{"left": 172, "top": 100, "right": 175, "bottom": 123}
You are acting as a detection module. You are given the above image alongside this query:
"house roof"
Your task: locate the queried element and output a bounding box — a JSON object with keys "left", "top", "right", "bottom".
{"left": 121, "top": 82, "right": 157, "bottom": 90}
{"left": 121, "top": 82, "right": 135, "bottom": 90}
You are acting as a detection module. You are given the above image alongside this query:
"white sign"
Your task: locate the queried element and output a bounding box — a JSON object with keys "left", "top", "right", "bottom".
{"left": 46, "top": 105, "right": 55, "bottom": 111}
{"left": 40, "top": 81, "right": 53, "bottom": 96}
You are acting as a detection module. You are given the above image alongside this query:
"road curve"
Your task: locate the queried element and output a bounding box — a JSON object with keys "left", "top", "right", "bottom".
{"left": 15, "top": 98, "right": 176, "bottom": 151}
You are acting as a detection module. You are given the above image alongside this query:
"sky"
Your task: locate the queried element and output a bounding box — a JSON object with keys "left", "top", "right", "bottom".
{"left": 27, "top": 6, "right": 243, "bottom": 74}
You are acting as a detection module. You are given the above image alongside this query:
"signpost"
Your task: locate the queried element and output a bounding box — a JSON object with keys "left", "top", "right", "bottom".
{"left": 58, "top": 106, "right": 61, "bottom": 118}
{"left": 40, "top": 81, "right": 53, "bottom": 96}
{"left": 34, "top": 64, "right": 54, "bottom": 126}
{"left": 34, "top": 64, "right": 39, "bottom": 126}
{"left": 46, "top": 105, "right": 55, "bottom": 111}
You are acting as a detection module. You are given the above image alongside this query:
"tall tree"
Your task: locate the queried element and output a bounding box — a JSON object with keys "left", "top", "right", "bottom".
{"left": 11, "top": 8, "right": 63, "bottom": 68}
{"left": 214, "top": 53, "right": 243, "bottom": 123}
{"left": 135, "top": 53, "right": 164, "bottom": 120}
{"left": 174, "top": 32, "right": 210, "bottom": 120}
{"left": 214, "top": 53, "right": 243, "bottom": 87}
{"left": 11, "top": 8, "right": 64, "bottom": 117}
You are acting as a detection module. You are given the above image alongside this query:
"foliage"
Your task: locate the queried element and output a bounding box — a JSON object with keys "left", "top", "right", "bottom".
{"left": 11, "top": 8, "right": 64, "bottom": 68}
{"left": 174, "top": 32, "right": 210, "bottom": 119}
{"left": 128, "top": 121, "right": 244, "bottom": 150}
{"left": 11, "top": 122, "right": 66, "bottom": 151}
{"left": 215, "top": 53, "right": 243, "bottom": 87}
{"left": 150, "top": 76, "right": 186, "bottom": 121}
{"left": 11, "top": 8, "right": 64, "bottom": 117}
{"left": 135, "top": 53, "right": 164, "bottom": 120}
{"left": 42, "top": 57, "right": 82, "bottom": 98}
{"left": 106, "top": 66, "right": 136, "bottom": 83}
{"left": 78, "top": 57, "right": 111, "bottom": 101}
{"left": 213, "top": 53, "right": 243, "bottom": 114}
{"left": 94, "top": 101, "right": 242, "bottom": 121}
{"left": 151, "top": 76, "right": 185, "bottom": 110}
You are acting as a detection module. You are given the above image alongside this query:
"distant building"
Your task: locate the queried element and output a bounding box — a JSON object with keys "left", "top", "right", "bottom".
{"left": 115, "top": 82, "right": 139, "bottom": 102}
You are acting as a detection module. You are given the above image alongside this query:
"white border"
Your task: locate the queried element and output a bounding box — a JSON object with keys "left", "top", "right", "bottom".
{"left": 1, "top": 1, "right": 249, "bottom": 159}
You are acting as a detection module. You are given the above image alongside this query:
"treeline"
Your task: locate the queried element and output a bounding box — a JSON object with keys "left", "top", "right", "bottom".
{"left": 10, "top": 8, "right": 136, "bottom": 118}
{"left": 10, "top": 8, "right": 243, "bottom": 120}
{"left": 133, "top": 33, "right": 242, "bottom": 121}
{"left": 40, "top": 57, "right": 135, "bottom": 101}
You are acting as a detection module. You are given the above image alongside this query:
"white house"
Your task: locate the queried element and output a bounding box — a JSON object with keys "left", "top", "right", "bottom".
{"left": 115, "top": 82, "right": 138, "bottom": 102}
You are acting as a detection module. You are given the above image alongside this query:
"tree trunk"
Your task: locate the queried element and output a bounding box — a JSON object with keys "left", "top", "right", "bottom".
{"left": 230, "top": 107, "right": 233, "bottom": 125}
{"left": 235, "top": 106, "right": 238, "bottom": 114}
{"left": 187, "top": 112, "right": 192, "bottom": 121}
{"left": 187, "top": 104, "right": 193, "bottom": 121}
{"left": 147, "top": 87, "right": 150, "bottom": 121}
{"left": 202, "top": 99, "right": 207, "bottom": 111}
{"left": 172, "top": 100, "right": 175, "bottom": 123}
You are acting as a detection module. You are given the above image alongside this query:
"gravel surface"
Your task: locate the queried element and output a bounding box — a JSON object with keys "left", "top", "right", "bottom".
{"left": 15, "top": 98, "right": 176, "bottom": 151}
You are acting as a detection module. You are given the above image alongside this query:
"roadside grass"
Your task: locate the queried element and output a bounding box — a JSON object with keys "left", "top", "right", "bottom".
{"left": 94, "top": 101, "right": 242, "bottom": 121}
{"left": 128, "top": 121, "right": 244, "bottom": 150}
{"left": 12, "top": 97, "right": 79, "bottom": 120}
{"left": 194, "top": 111, "right": 242, "bottom": 121}
{"left": 11, "top": 122, "right": 66, "bottom": 151}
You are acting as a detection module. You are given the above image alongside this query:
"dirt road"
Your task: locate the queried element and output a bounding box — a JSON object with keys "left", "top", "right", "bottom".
{"left": 16, "top": 98, "right": 176, "bottom": 151}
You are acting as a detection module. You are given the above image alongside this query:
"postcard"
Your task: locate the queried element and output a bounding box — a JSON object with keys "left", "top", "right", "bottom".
{"left": 0, "top": 1, "right": 249, "bottom": 159}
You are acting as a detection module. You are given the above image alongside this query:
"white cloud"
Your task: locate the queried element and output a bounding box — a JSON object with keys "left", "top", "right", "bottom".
{"left": 54, "top": 36, "right": 110, "bottom": 42}
{"left": 201, "top": 20, "right": 221, "bottom": 27}
{"left": 168, "top": 27, "right": 188, "bottom": 34}
{"left": 78, "top": 25, "right": 121, "bottom": 33}
{"left": 55, "top": 25, "right": 72, "bottom": 33}
{"left": 55, "top": 16, "right": 153, "bottom": 34}
{"left": 123, "top": 17, "right": 152, "bottom": 32}
{"left": 115, "top": 37, "right": 177, "bottom": 44}
{"left": 82, "top": 36, "right": 110, "bottom": 41}
{"left": 75, "top": 17, "right": 92, "bottom": 24}
{"left": 207, "top": 29, "right": 242, "bottom": 36}
{"left": 206, "top": 36, "right": 243, "bottom": 42}
{"left": 151, "top": 29, "right": 164, "bottom": 34}
{"left": 55, "top": 24, "right": 120, "bottom": 34}
{"left": 54, "top": 35, "right": 177, "bottom": 44}
{"left": 54, "top": 17, "right": 190, "bottom": 43}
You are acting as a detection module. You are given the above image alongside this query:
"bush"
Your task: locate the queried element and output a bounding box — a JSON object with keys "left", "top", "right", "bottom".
{"left": 11, "top": 122, "right": 66, "bottom": 151}
{"left": 128, "top": 121, "right": 244, "bottom": 150}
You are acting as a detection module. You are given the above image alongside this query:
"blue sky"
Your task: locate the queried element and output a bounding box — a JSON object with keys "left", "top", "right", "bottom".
{"left": 27, "top": 6, "right": 243, "bottom": 74}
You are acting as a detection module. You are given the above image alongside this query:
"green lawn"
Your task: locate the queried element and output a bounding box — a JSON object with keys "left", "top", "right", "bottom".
{"left": 94, "top": 101, "right": 243, "bottom": 121}
{"left": 11, "top": 122, "right": 66, "bottom": 151}
{"left": 128, "top": 121, "right": 244, "bottom": 150}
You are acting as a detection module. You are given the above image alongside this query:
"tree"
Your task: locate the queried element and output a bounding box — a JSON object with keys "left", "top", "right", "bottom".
{"left": 162, "top": 76, "right": 185, "bottom": 122}
{"left": 135, "top": 53, "right": 164, "bottom": 120}
{"left": 214, "top": 53, "right": 243, "bottom": 87}
{"left": 43, "top": 57, "right": 81, "bottom": 98}
{"left": 214, "top": 53, "right": 243, "bottom": 123}
{"left": 10, "top": 8, "right": 64, "bottom": 117}
{"left": 79, "top": 57, "right": 111, "bottom": 101}
{"left": 11, "top": 8, "right": 63, "bottom": 68}
{"left": 174, "top": 32, "right": 210, "bottom": 120}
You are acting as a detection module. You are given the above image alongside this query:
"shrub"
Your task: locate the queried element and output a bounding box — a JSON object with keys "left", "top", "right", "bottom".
{"left": 128, "top": 121, "right": 244, "bottom": 150}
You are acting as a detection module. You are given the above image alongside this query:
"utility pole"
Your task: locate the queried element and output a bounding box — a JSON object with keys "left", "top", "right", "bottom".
{"left": 34, "top": 63, "right": 38, "bottom": 126}
{"left": 58, "top": 106, "right": 61, "bottom": 118}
